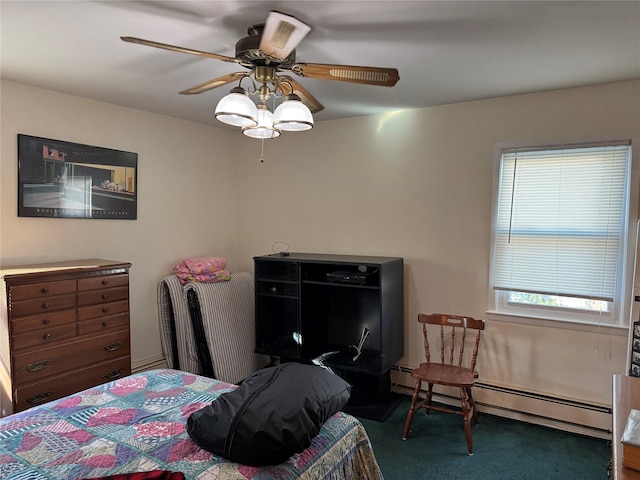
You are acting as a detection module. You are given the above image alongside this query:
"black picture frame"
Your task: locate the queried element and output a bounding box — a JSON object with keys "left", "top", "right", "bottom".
{"left": 631, "top": 321, "right": 640, "bottom": 377}
{"left": 17, "top": 134, "right": 138, "bottom": 220}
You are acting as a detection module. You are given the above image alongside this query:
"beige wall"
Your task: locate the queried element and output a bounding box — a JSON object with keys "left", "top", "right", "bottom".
{"left": 1, "top": 78, "right": 639, "bottom": 430}
{"left": 234, "top": 80, "right": 640, "bottom": 430}
{"left": 0, "top": 80, "right": 240, "bottom": 363}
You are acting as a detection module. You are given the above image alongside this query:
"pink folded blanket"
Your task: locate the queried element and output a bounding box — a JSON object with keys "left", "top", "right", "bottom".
{"left": 173, "top": 257, "right": 231, "bottom": 285}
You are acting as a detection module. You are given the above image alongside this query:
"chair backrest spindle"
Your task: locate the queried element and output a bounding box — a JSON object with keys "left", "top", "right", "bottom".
{"left": 457, "top": 324, "right": 467, "bottom": 368}
{"left": 470, "top": 328, "right": 482, "bottom": 371}
{"left": 423, "top": 323, "right": 431, "bottom": 364}
{"left": 440, "top": 325, "right": 446, "bottom": 365}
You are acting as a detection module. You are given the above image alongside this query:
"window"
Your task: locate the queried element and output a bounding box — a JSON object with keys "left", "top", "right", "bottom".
{"left": 489, "top": 141, "right": 636, "bottom": 327}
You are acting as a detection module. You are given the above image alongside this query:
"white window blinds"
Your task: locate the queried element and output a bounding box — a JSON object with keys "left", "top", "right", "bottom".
{"left": 491, "top": 142, "right": 631, "bottom": 302}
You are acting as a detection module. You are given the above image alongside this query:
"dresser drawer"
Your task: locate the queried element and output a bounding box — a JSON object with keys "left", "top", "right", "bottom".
{"left": 78, "top": 286, "right": 128, "bottom": 307}
{"left": 11, "top": 309, "right": 76, "bottom": 335}
{"left": 78, "top": 273, "right": 128, "bottom": 292}
{"left": 11, "top": 294, "right": 76, "bottom": 318}
{"left": 78, "top": 299, "right": 129, "bottom": 321}
{"left": 13, "top": 355, "right": 131, "bottom": 412}
{"left": 78, "top": 312, "right": 129, "bottom": 336}
{"left": 9, "top": 279, "right": 76, "bottom": 302}
{"left": 13, "top": 323, "right": 77, "bottom": 350}
{"left": 13, "top": 329, "right": 130, "bottom": 385}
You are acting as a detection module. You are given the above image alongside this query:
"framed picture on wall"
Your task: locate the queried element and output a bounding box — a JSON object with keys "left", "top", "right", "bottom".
{"left": 17, "top": 134, "right": 138, "bottom": 220}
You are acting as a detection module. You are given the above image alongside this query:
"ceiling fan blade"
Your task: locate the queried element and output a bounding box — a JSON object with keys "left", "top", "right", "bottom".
{"left": 291, "top": 63, "right": 399, "bottom": 87}
{"left": 179, "top": 72, "right": 248, "bottom": 95}
{"left": 121, "top": 36, "right": 240, "bottom": 63}
{"left": 277, "top": 76, "right": 324, "bottom": 113}
{"left": 259, "top": 11, "right": 311, "bottom": 61}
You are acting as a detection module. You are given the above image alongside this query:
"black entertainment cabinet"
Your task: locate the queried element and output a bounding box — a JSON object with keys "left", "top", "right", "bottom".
{"left": 254, "top": 253, "right": 404, "bottom": 419}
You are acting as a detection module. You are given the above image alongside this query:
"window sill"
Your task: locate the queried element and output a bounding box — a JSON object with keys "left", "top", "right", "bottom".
{"left": 485, "top": 310, "right": 629, "bottom": 336}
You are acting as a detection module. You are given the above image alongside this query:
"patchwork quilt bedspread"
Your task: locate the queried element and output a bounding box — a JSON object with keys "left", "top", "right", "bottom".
{"left": 0, "top": 369, "right": 383, "bottom": 480}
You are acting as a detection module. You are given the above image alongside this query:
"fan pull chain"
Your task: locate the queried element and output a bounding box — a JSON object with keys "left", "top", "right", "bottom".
{"left": 260, "top": 138, "right": 265, "bottom": 163}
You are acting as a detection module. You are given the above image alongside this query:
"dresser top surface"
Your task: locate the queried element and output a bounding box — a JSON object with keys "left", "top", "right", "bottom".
{"left": 0, "top": 259, "right": 131, "bottom": 280}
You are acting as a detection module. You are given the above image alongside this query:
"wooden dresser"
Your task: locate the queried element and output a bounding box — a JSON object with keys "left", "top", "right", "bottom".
{"left": 0, "top": 259, "right": 132, "bottom": 415}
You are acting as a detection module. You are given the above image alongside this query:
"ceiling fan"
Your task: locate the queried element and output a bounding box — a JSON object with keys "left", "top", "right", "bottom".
{"left": 121, "top": 11, "right": 399, "bottom": 138}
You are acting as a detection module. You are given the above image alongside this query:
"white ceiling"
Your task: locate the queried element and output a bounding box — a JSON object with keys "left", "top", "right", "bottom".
{"left": 2, "top": 1, "right": 639, "bottom": 129}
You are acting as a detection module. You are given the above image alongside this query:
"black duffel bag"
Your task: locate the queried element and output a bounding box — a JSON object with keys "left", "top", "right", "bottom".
{"left": 186, "top": 362, "right": 351, "bottom": 466}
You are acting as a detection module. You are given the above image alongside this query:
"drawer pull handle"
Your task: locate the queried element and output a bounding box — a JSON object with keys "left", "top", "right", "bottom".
{"left": 26, "top": 392, "right": 52, "bottom": 405}
{"left": 43, "top": 333, "right": 51, "bottom": 341}
{"left": 25, "top": 360, "right": 52, "bottom": 372}
{"left": 101, "top": 279, "right": 109, "bottom": 285}
{"left": 102, "top": 307, "right": 110, "bottom": 313}
{"left": 43, "top": 319, "right": 51, "bottom": 325}
{"left": 102, "top": 294, "right": 109, "bottom": 300}
{"left": 271, "top": 287, "right": 277, "bottom": 292}
{"left": 102, "top": 321, "right": 110, "bottom": 327}
{"left": 41, "top": 287, "right": 49, "bottom": 294}
{"left": 104, "top": 368, "right": 125, "bottom": 380}
{"left": 42, "top": 302, "right": 50, "bottom": 309}
{"left": 105, "top": 341, "right": 125, "bottom": 352}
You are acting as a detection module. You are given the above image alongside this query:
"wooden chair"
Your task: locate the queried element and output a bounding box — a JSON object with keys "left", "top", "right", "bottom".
{"left": 402, "top": 313, "right": 486, "bottom": 455}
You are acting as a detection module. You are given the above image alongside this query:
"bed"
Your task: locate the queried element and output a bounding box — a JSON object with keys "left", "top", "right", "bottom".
{"left": 0, "top": 368, "right": 384, "bottom": 480}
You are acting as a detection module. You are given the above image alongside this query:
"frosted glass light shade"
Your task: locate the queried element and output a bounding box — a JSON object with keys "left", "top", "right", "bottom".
{"left": 242, "top": 104, "right": 281, "bottom": 139}
{"left": 273, "top": 94, "right": 313, "bottom": 131}
{"left": 214, "top": 87, "right": 258, "bottom": 127}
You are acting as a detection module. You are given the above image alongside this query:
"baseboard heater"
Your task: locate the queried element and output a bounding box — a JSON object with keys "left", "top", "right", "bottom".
{"left": 474, "top": 380, "right": 611, "bottom": 414}
{"left": 392, "top": 365, "right": 611, "bottom": 439}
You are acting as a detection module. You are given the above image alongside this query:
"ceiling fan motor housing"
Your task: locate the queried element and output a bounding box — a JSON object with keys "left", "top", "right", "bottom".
{"left": 235, "top": 24, "right": 296, "bottom": 68}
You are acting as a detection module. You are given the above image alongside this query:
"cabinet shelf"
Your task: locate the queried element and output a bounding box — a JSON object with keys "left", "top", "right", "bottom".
{"left": 256, "top": 278, "right": 298, "bottom": 284}
{"left": 302, "top": 279, "right": 380, "bottom": 290}
{"left": 257, "top": 293, "right": 298, "bottom": 300}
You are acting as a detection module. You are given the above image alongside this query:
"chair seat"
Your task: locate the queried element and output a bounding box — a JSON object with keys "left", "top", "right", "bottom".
{"left": 411, "top": 363, "right": 478, "bottom": 387}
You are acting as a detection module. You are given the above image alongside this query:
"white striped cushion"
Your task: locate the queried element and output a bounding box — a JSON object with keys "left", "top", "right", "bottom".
{"left": 157, "top": 274, "right": 202, "bottom": 374}
{"left": 184, "top": 272, "right": 269, "bottom": 384}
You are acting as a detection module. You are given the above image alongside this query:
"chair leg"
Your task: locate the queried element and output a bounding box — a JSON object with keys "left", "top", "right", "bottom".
{"left": 402, "top": 381, "right": 422, "bottom": 440}
{"left": 424, "top": 382, "right": 433, "bottom": 415}
{"left": 460, "top": 387, "right": 474, "bottom": 455}
{"left": 468, "top": 387, "right": 479, "bottom": 425}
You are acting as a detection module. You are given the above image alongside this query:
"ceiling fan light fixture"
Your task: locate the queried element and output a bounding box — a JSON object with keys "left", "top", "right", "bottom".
{"left": 273, "top": 94, "right": 314, "bottom": 131}
{"left": 214, "top": 86, "right": 258, "bottom": 127}
{"left": 242, "top": 104, "right": 281, "bottom": 139}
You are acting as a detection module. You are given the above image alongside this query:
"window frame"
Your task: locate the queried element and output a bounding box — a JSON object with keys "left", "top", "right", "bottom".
{"left": 487, "top": 137, "right": 639, "bottom": 331}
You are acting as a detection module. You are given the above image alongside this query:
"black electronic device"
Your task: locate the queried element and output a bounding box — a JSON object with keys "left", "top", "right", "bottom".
{"left": 326, "top": 270, "right": 369, "bottom": 285}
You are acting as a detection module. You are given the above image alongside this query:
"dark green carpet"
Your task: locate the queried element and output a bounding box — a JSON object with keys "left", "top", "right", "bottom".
{"left": 358, "top": 396, "right": 611, "bottom": 480}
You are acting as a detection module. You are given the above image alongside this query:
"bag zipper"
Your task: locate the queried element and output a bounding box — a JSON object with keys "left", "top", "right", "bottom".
{"left": 224, "top": 363, "right": 288, "bottom": 458}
